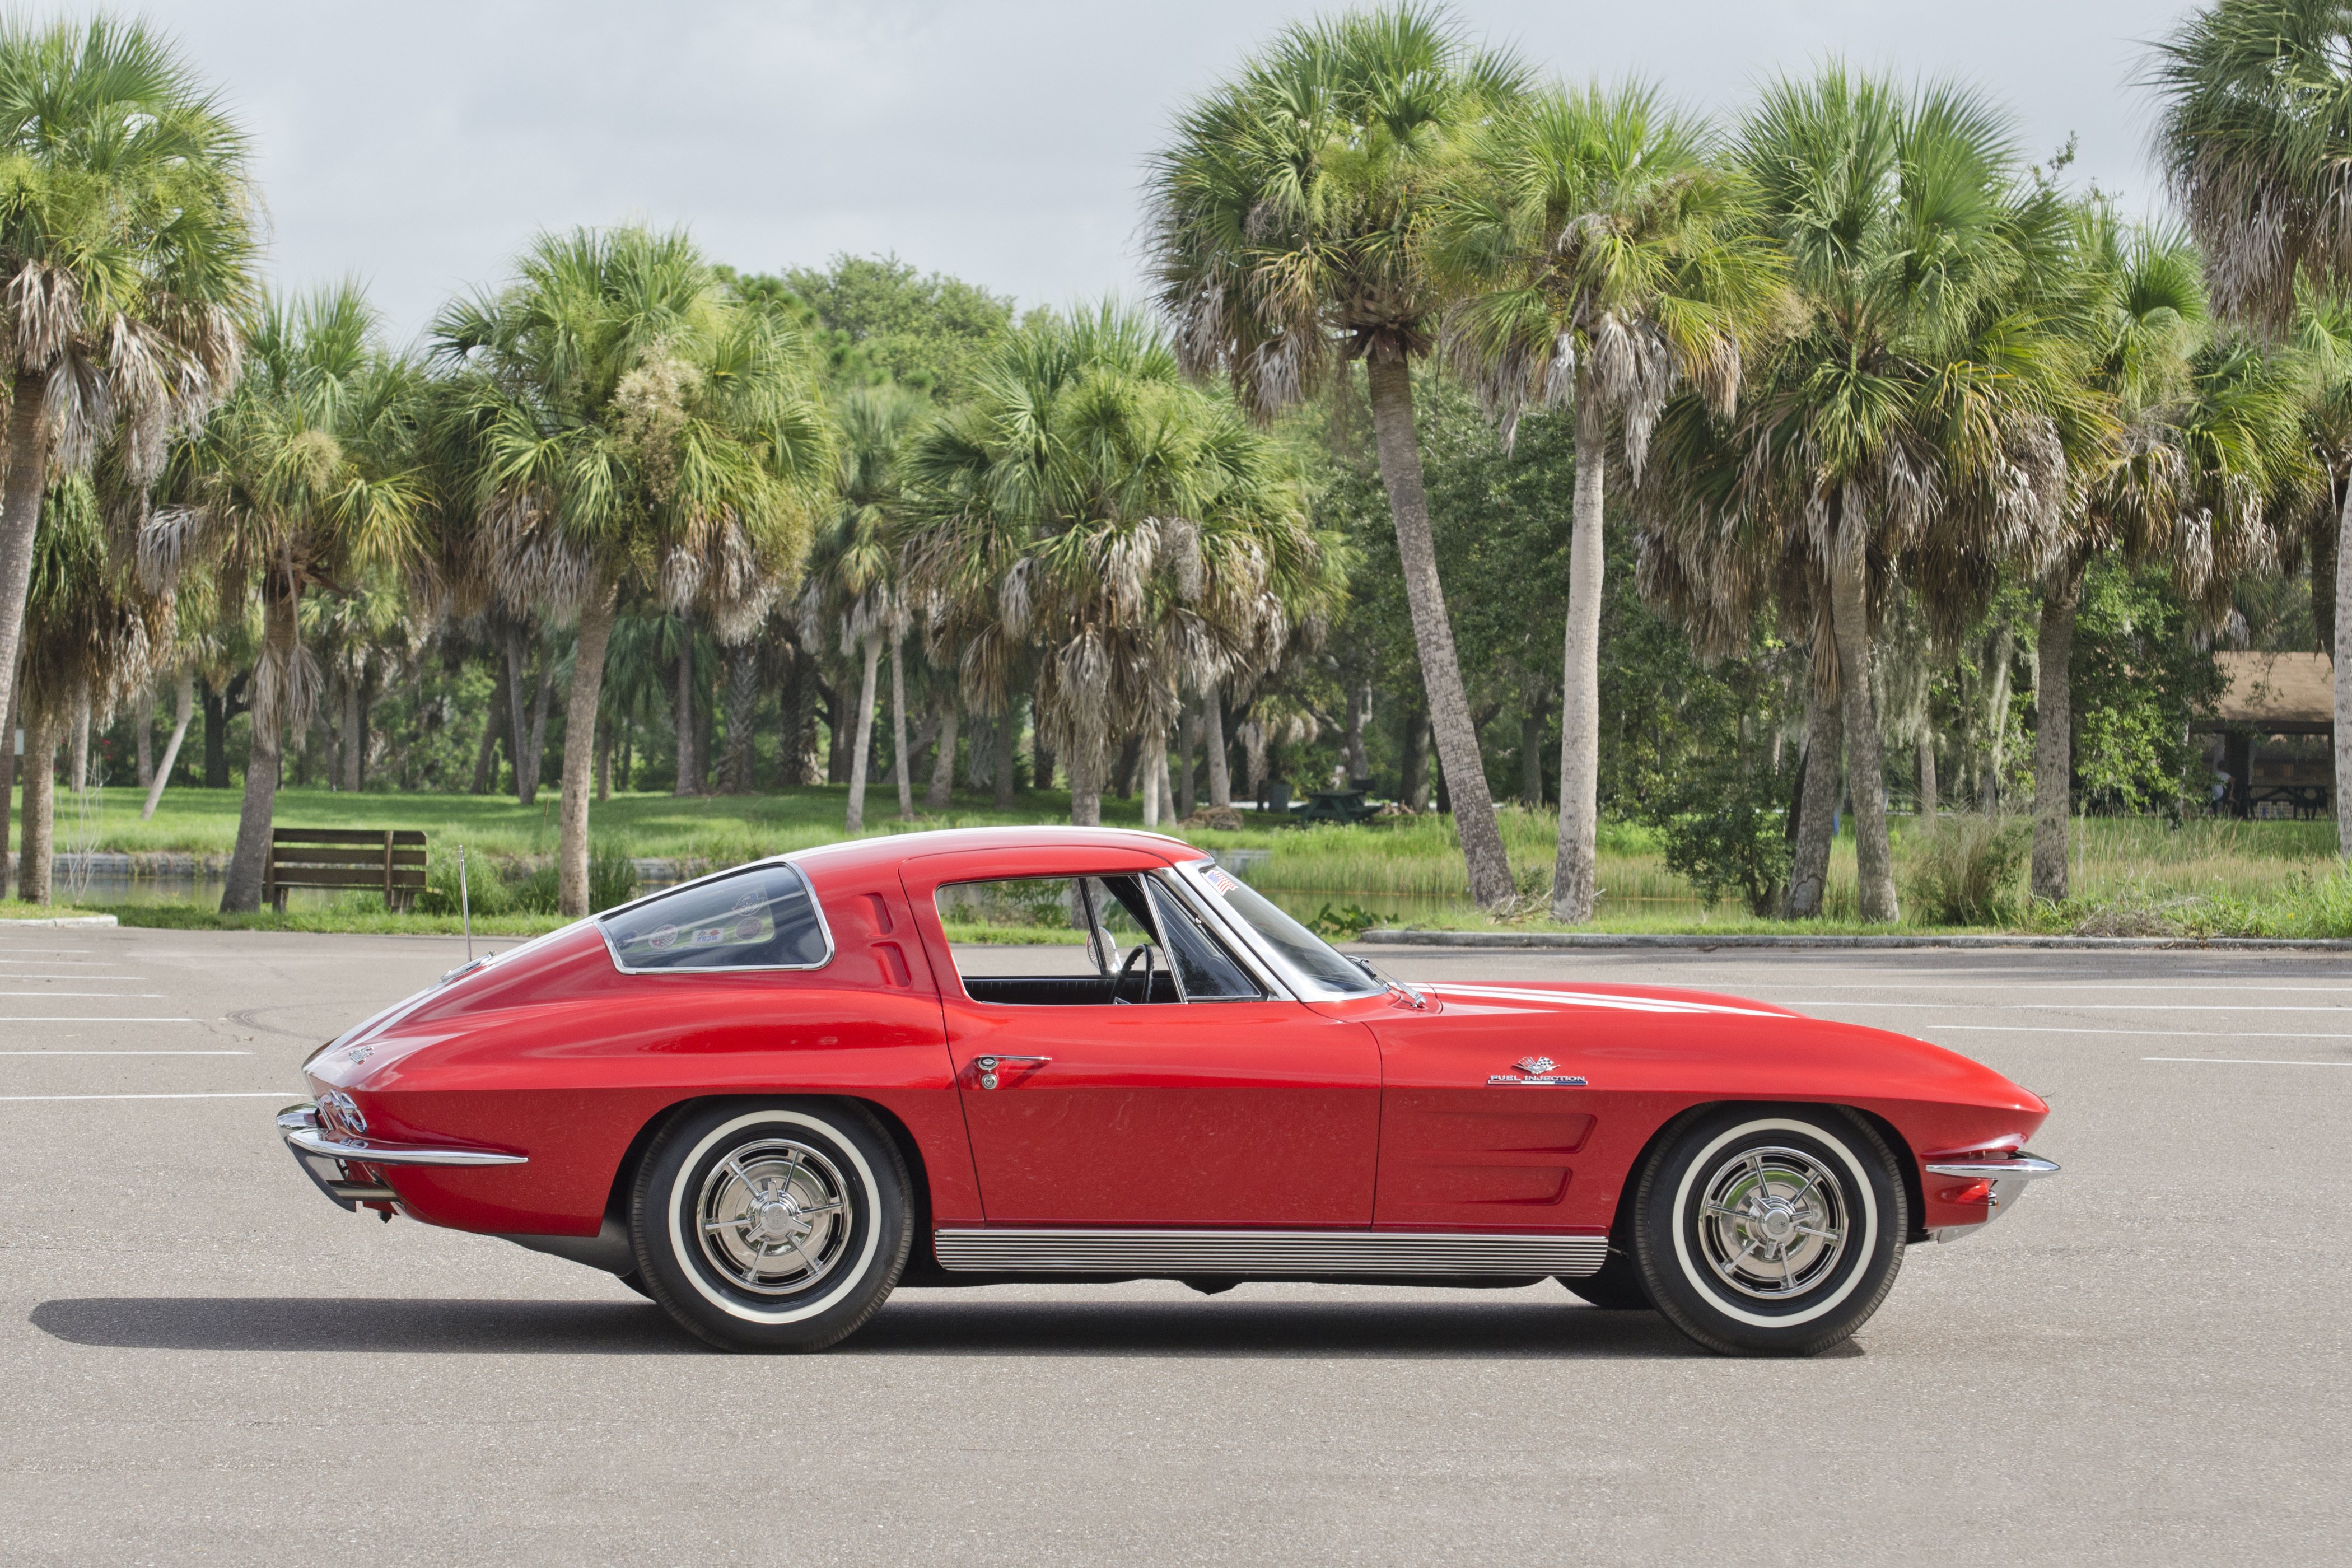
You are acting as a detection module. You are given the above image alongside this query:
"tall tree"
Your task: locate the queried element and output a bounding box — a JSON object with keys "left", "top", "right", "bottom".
{"left": 436, "top": 227, "right": 832, "bottom": 913}
{"left": 1145, "top": 3, "right": 1528, "bottom": 907}
{"left": 146, "top": 288, "right": 427, "bottom": 911}
{"left": 1442, "top": 79, "right": 1781, "bottom": 920}
{"left": 0, "top": 18, "right": 259, "bottom": 780}
{"left": 2150, "top": 0, "right": 2352, "bottom": 852}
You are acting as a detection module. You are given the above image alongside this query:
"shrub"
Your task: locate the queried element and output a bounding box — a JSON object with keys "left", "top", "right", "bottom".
{"left": 1903, "top": 815, "right": 2029, "bottom": 925}
{"left": 1640, "top": 762, "right": 1793, "bottom": 917}
{"left": 1306, "top": 900, "right": 1399, "bottom": 938}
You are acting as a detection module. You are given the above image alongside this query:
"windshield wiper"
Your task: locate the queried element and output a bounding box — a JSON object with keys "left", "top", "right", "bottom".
{"left": 1349, "top": 955, "right": 1426, "bottom": 1009}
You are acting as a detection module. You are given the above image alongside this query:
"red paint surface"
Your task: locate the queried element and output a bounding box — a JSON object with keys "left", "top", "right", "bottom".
{"left": 300, "top": 828, "right": 2048, "bottom": 1249}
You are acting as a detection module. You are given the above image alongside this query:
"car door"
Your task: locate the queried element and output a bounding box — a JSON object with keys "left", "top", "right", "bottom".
{"left": 903, "top": 846, "right": 1382, "bottom": 1228}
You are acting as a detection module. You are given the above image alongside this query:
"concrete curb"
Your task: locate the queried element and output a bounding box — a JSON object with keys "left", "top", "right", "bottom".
{"left": 1356, "top": 928, "right": 2352, "bottom": 951}
{"left": 0, "top": 914, "right": 119, "bottom": 928}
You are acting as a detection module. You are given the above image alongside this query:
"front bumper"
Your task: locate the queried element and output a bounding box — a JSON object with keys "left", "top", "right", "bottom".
{"left": 277, "top": 1101, "right": 527, "bottom": 1212}
{"left": 1923, "top": 1152, "right": 2060, "bottom": 1243}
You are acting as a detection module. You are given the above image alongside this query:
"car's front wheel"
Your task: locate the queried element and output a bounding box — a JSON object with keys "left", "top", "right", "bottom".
{"left": 629, "top": 1099, "right": 911, "bottom": 1352}
{"left": 1630, "top": 1104, "right": 1906, "bottom": 1357}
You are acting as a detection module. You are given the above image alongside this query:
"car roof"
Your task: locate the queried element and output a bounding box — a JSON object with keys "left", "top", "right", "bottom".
{"left": 780, "top": 825, "right": 1212, "bottom": 879}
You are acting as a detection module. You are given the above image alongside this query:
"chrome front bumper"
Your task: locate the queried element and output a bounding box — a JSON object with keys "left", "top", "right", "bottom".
{"left": 1923, "top": 1152, "right": 2060, "bottom": 1243}
{"left": 277, "top": 1101, "right": 526, "bottom": 1212}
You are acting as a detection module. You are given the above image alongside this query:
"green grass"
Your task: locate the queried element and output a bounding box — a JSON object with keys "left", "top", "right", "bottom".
{"left": 0, "top": 898, "right": 110, "bottom": 921}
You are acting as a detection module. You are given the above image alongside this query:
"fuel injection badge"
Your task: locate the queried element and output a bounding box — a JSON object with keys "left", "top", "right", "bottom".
{"left": 1488, "top": 1055, "right": 1588, "bottom": 1088}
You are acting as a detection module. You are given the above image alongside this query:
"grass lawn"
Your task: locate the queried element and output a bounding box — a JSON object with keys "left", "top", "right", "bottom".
{"left": 23, "top": 779, "right": 2352, "bottom": 938}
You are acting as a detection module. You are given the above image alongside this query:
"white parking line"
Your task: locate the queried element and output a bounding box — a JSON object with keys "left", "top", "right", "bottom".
{"left": 0, "top": 991, "right": 165, "bottom": 997}
{"left": 0, "top": 1016, "right": 200, "bottom": 1023}
{"left": 0, "top": 1049, "right": 249, "bottom": 1056}
{"left": 0, "top": 1091, "right": 291, "bottom": 1102}
{"left": 1799, "top": 1002, "right": 2352, "bottom": 1012}
{"left": 0, "top": 973, "right": 146, "bottom": 980}
{"left": 2143, "top": 1057, "right": 2352, "bottom": 1067}
{"left": 1929, "top": 1024, "right": 2352, "bottom": 1039}
{"left": 1767, "top": 982, "right": 2352, "bottom": 992}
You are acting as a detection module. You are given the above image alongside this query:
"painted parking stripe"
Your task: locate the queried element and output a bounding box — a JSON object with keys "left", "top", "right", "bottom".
{"left": 0, "top": 1049, "right": 250, "bottom": 1056}
{"left": 1797, "top": 1001, "right": 2352, "bottom": 1012}
{"left": 0, "top": 991, "right": 165, "bottom": 997}
{"left": 0, "top": 1016, "right": 200, "bottom": 1023}
{"left": 1928, "top": 1024, "right": 2352, "bottom": 1039}
{"left": 2143, "top": 1057, "right": 2352, "bottom": 1067}
{"left": 0, "top": 1091, "right": 291, "bottom": 1102}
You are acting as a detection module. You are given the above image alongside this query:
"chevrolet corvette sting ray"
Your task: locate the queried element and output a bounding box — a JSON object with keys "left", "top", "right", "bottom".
{"left": 277, "top": 827, "right": 2056, "bottom": 1356}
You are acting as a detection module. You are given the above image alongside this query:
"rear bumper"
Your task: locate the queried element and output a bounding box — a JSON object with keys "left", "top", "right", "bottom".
{"left": 1923, "top": 1152, "right": 2060, "bottom": 1243}
{"left": 277, "top": 1101, "right": 526, "bottom": 1212}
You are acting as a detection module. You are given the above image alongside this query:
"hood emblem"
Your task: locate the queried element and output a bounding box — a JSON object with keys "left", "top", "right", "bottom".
{"left": 1489, "top": 1056, "right": 1586, "bottom": 1088}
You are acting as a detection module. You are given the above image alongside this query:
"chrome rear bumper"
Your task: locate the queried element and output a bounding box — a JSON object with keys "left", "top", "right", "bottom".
{"left": 1924, "top": 1152, "right": 2060, "bottom": 1243}
{"left": 277, "top": 1102, "right": 525, "bottom": 1212}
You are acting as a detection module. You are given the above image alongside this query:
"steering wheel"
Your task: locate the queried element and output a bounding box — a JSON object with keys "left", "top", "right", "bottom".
{"left": 1112, "top": 941, "right": 1158, "bottom": 1005}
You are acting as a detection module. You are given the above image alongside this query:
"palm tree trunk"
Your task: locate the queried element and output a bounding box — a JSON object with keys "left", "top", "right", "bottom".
{"left": 925, "top": 701, "right": 958, "bottom": 809}
{"left": 845, "top": 634, "right": 881, "bottom": 833}
{"left": 557, "top": 585, "right": 619, "bottom": 916}
{"left": 473, "top": 654, "right": 508, "bottom": 795}
{"left": 0, "top": 375, "right": 54, "bottom": 760}
{"left": 992, "top": 704, "right": 1017, "bottom": 808}
{"left": 221, "top": 586, "right": 300, "bottom": 913}
{"left": 1068, "top": 711, "right": 1104, "bottom": 827}
{"left": 722, "top": 643, "right": 759, "bottom": 792}
{"left": 342, "top": 665, "right": 365, "bottom": 794}
{"left": 1141, "top": 724, "right": 1166, "bottom": 827}
{"left": 1916, "top": 726, "right": 1938, "bottom": 820}
{"left": 1828, "top": 502, "right": 1897, "bottom": 921}
{"left": 2032, "top": 564, "right": 2083, "bottom": 900}
{"left": 1364, "top": 356, "right": 1515, "bottom": 908}
{"left": 598, "top": 729, "right": 612, "bottom": 802}
{"left": 674, "top": 612, "right": 697, "bottom": 797}
{"left": 1552, "top": 391, "right": 1609, "bottom": 918}
{"left": 142, "top": 674, "right": 193, "bottom": 820}
{"left": 2335, "top": 475, "right": 2352, "bottom": 855}
{"left": 20, "top": 707, "right": 52, "bottom": 905}
{"left": 1203, "top": 688, "right": 1232, "bottom": 809}
{"left": 1344, "top": 683, "right": 1370, "bottom": 783}
{"left": 69, "top": 692, "right": 88, "bottom": 794}
{"left": 890, "top": 633, "right": 912, "bottom": 821}
{"left": 0, "top": 676, "right": 16, "bottom": 899}
{"left": 1177, "top": 702, "right": 1198, "bottom": 819}
{"left": 135, "top": 688, "right": 155, "bottom": 789}
{"left": 1785, "top": 678, "right": 1843, "bottom": 917}
{"left": 504, "top": 623, "right": 534, "bottom": 803}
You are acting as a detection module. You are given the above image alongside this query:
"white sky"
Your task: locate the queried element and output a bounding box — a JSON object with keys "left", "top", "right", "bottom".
{"left": 132, "top": 0, "right": 2200, "bottom": 343}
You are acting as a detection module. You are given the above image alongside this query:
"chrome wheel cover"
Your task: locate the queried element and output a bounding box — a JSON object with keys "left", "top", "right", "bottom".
{"left": 1695, "top": 1145, "right": 1850, "bottom": 1300}
{"left": 695, "top": 1138, "right": 852, "bottom": 1296}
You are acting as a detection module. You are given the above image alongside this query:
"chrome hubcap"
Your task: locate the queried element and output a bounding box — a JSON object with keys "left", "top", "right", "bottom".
{"left": 696, "top": 1138, "right": 852, "bottom": 1296}
{"left": 1696, "top": 1145, "right": 1849, "bottom": 1300}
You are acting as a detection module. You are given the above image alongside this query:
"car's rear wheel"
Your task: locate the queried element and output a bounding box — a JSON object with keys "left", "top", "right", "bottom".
{"left": 629, "top": 1099, "right": 911, "bottom": 1352}
{"left": 1630, "top": 1105, "right": 1905, "bottom": 1357}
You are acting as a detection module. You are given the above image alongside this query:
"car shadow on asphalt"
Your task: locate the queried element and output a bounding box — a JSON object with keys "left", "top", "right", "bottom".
{"left": 27, "top": 1294, "right": 1814, "bottom": 1359}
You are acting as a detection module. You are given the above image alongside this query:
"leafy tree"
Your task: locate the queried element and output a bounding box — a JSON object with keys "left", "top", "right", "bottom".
{"left": 147, "top": 287, "right": 427, "bottom": 911}
{"left": 0, "top": 17, "right": 259, "bottom": 774}
{"left": 435, "top": 227, "right": 832, "bottom": 913}
{"left": 1441, "top": 78, "right": 1782, "bottom": 921}
{"left": 730, "top": 254, "right": 1017, "bottom": 402}
{"left": 1144, "top": 3, "right": 1529, "bottom": 907}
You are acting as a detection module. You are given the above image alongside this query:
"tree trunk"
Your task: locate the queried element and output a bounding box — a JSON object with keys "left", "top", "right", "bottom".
{"left": 1916, "top": 726, "right": 1938, "bottom": 821}
{"left": 221, "top": 587, "right": 300, "bottom": 913}
{"left": 722, "top": 642, "right": 759, "bottom": 792}
{"left": 0, "top": 374, "right": 55, "bottom": 764}
{"left": 2336, "top": 473, "right": 2352, "bottom": 853}
{"left": 1177, "top": 702, "right": 1198, "bottom": 819}
{"left": 521, "top": 654, "right": 553, "bottom": 804}
{"left": 1364, "top": 354, "right": 1514, "bottom": 908}
{"left": 342, "top": 666, "right": 365, "bottom": 794}
{"left": 992, "top": 705, "right": 1017, "bottom": 808}
{"left": 1552, "top": 390, "right": 1609, "bottom": 919}
{"left": 1827, "top": 501, "right": 1897, "bottom": 921}
{"left": 845, "top": 634, "right": 881, "bottom": 833}
{"left": 1068, "top": 711, "right": 1104, "bottom": 827}
{"left": 557, "top": 585, "right": 618, "bottom": 916}
{"left": 598, "top": 728, "right": 612, "bottom": 802}
{"left": 504, "top": 624, "right": 533, "bottom": 802}
{"left": 1140, "top": 724, "right": 1166, "bottom": 828}
{"left": 135, "top": 688, "right": 155, "bottom": 789}
{"left": 473, "top": 652, "right": 509, "bottom": 795}
{"left": 1203, "top": 688, "right": 1232, "bottom": 809}
{"left": 2032, "top": 565, "right": 2083, "bottom": 900}
{"left": 20, "top": 707, "right": 52, "bottom": 904}
{"left": 2316, "top": 492, "right": 2340, "bottom": 659}
{"left": 889, "top": 633, "right": 913, "bottom": 821}
{"left": 674, "top": 612, "right": 697, "bottom": 797}
{"left": 142, "top": 674, "right": 193, "bottom": 820}
{"left": 1401, "top": 709, "right": 1431, "bottom": 811}
{"left": 1344, "top": 683, "right": 1370, "bottom": 783}
{"left": 926, "top": 701, "right": 958, "bottom": 810}
{"left": 1519, "top": 698, "right": 1546, "bottom": 807}
{"left": 1785, "top": 677, "right": 1843, "bottom": 918}
{"left": 0, "top": 675, "right": 16, "bottom": 899}
{"left": 68, "top": 692, "right": 88, "bottom": 794}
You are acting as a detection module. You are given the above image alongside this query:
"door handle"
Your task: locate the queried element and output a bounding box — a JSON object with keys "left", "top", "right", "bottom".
{"left": 973, "top": 1054, "right": 1050, "bottom": 1089}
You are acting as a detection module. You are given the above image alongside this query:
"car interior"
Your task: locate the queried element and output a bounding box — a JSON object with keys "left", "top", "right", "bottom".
{"left": 937, "top": 872, "right": 1264, "bottom": 1005}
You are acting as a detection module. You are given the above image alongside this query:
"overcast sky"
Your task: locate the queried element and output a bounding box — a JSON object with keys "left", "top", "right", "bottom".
{"left": 134, "top": 0, "right": 2200, "bottom": 343}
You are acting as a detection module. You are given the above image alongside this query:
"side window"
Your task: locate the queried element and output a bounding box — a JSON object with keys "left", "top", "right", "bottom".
{"left": 1146, "top": 878, "right": 1263, "bottom": 1001}
{"left": 935, "top": 874, "right": 1186, "bottom": 1005}
{"left": 600, "top": 863, "right": 830, "bottom": 970}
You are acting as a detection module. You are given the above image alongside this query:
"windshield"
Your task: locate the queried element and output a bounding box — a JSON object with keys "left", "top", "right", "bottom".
{"left": 1184, "top": 862, "right": 1381, "bottom": 997}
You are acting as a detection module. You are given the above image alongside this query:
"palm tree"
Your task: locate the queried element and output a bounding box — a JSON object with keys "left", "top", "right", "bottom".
{"left": 0, "top": 18, "right": 259, "bottom": 768}
{"left": 2029, "top": 212, "right": 2311, "bottom": 897}
{"left": 1441, "top": 80, "right": 1782, "bottom": 920}
{"left": 144, "top": 287, "right": 427, "bottom": 911}
{"left": 2149, "top": 0, "right": 2352, "bottom": 851}
{"left": 1144, "top": 3, "right": 1528, "bottom": 907}
{"left": 901, "top": 307, "right": 1326, "bottom": 828}
{"left": 435, "top": 227, "right": 833, "bottom": 912}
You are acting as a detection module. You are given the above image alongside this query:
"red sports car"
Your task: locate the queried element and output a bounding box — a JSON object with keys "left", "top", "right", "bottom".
{"left": 278, "top": 827, "right": 2056, "bottom": 1356}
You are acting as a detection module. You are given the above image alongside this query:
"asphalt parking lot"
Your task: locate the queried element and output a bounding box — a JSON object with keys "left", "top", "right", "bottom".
{"left": 1, "top": 926, "right": 2346, "bottom": 1566}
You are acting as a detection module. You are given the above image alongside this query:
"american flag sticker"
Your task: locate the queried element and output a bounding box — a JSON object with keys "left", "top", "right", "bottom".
{"left": 1203, "top": 866, "right": 1242, "bottom": 896}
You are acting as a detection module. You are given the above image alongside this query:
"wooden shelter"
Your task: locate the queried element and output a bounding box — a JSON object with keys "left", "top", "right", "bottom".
{"left": 2199, "top": 652, "right": 2333, "bottom": 818}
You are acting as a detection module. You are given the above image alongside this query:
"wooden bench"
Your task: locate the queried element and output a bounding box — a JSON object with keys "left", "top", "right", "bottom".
{"left": 265, "top": 828, "right": 427, "bottom": 912}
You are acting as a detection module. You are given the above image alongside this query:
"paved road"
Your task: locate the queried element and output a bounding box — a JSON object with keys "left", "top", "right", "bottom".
{"left": 1, "top": 928, "right": 2345, "bottom": 1565}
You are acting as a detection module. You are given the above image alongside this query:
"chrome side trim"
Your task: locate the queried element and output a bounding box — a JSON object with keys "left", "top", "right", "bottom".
{"left": 281, "top": 1109, "right": 526, "bottom": 1168}
{"left": 934, "top": 1227, "right": 1607, "bottom": 1276}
